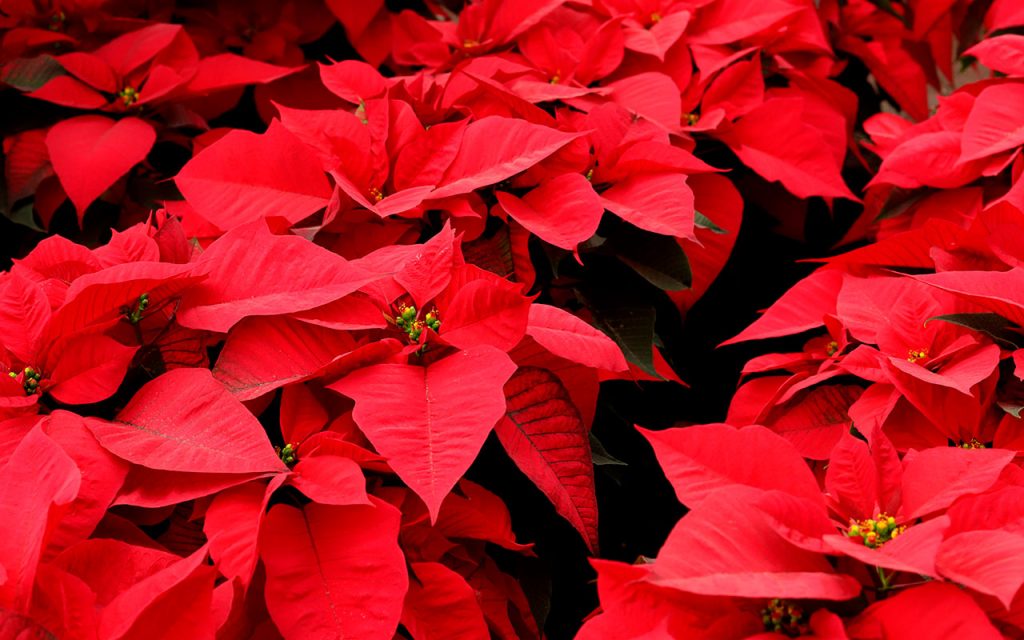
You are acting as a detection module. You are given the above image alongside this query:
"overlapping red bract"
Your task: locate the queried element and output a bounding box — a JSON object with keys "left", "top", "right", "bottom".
{"left": 3, "top": 0, "right": 1024, "bottom": 637}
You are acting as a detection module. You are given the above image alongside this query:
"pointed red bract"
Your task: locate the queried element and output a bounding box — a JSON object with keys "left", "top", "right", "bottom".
{"left": 719, "top": 98, "right": 857, "bottom": 200}
{"left": 46, "top": 335, "right": 138, "bottom": 405}
{"left": 178, "top": 222, "right": 377, "bottom": 332}
{"left": 600, "top": 173, "right": 697, "bottom": 239}
{"left": 430, "top": 117, "right": 583, "bottom": 199}
{"left": 723, "top": 269, "right": 843, "bottom": 345}
{"left": 204, "top": 479, "right": 279, "bottom": 588}
{"left": 85, "top": 368, "right": 286, "bottom": 474}
{"left": 46, "top": 116, "right": 156, "bottom": 220}
{"left": 98, "top": 546, "right": 216, "bottom": 640}
{"left": 394, "top": 223, "right": 458, "bottom": 309}
{"left": 640, "top": 424, "right": 822, "bottom": 509}
{"left": 496, "top": 173, "right": 603, "bottom": 251}
{"left": 526, "top": 304, "right": 628, "bottom": 371}
{"left": 329, "top": 346, "right": 516, "bottom": 521}
{"left": 648, "top": 492, "right": 861, "bottom": 600}
{"left": 213, "top": 317, "right": 355, "bottom": 400}
{"left": 175, "top": 120, "right": 332, "bottom": 231}
{"left": 438, "top": 276, "right": 532, "bottom": 352}
{"left": 960, "top": 84, "right": 1024, "bottom": 162}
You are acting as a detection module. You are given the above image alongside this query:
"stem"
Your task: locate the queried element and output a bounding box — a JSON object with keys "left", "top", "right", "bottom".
{"left": 876, "top": 566, "right": 891, "bottom": 591}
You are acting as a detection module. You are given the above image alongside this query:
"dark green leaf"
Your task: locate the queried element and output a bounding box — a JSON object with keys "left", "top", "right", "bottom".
{"left": 998, "top": 401, "right": 1024, "bottom": 419}
{"left": 4, "top": 201, "right": 44, "bottom": 232}
{"left": 930, "top": 313, "right": 1022, "bottom": 349}
{"left": 605, "top": 225, "right": 692, "bottom": 291}
{"left": 873, "top": 188, "right": 929, "bottom": 223}
{"left": 694, "top": 211, "right": 728, "bottom": 234}
{"left": 2, "top": 55, "right": 65, "bottom": 92}
{"left": 590, "top": 432, "right": 627, "bottom": 466}
{"left": 577, "top": 286, "right": 658, "bottom": 377}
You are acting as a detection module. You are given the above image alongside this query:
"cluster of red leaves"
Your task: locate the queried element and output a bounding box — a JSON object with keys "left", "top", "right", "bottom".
{"left": 583, "top": 1, "right": 1024, "bottom": 638}
{"left": 3, "top": 0, "right": 1024, "bottom": 637}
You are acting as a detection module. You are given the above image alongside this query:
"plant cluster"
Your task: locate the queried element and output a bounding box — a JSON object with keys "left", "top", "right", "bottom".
{"left": 582, "top": 2, "right": 1024, "bottom": 637}
{"left": 1, "top": 0, "right": 1023, "bottom": 637}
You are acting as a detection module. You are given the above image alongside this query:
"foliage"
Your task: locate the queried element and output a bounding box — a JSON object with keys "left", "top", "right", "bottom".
{"left": 2, "top": 0, "right": 1024, "bottom": 637}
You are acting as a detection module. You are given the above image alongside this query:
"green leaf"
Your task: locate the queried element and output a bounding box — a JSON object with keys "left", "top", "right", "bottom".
{"left": 2, "top": 55, "right": 66, "bottom": 91}
{"left": 605, "top": 224, "right": 692, "bottom": 291}
{"left": 577, "top": 286, "right": 658, "bottom": 377}
{"left": 873, "top": 188, "right": 929, "bottom": 223}
{"left": 929, "top": 313, "right": 1023, "bottom": 349}
{"left": 590, "top": 432, "right": 627, "bottom": 466}
{"left": 694, "top": 211, "right": 728, "bottom": 234}
{"left": 4, "top": 201, "right": 44, "bottom": 232}
{"left": 998, "top": 401, "right": 1024, "bottom": 419}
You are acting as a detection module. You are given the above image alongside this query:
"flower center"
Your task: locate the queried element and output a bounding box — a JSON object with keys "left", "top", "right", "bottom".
{"left": 119, "top": 86, "right": 140, "bottom": 106}
{"left": 8, "top": 367, "right": 42, "bottom": 395}
{"left": 682, "top": 112, "right": 699, "bottom": 126}
{"left": 649, "top": 12, "right": 662, "bottom": 24}
{"left": 826, "top": 340, "right": 839, "bottom": 356}
{"left": 48, "top": 11, "right": 66, "bottom": 31}
{"left": 393, "top": 304, "right": 440, "bottom": 343}
{"left": 907, "top": 347, "right": 929, "bottom": 364}
{"left": 761, "top": 599, "right": 807, "bottom": 636}
{"left": 847, "top": 513, "right": 905, "bottom": 548}
{"left": 957, "top": 438, "right": 987, "bottom": 449}
{"left": 276, "top": 443, "right": 298, "bottom": 467}
{"left": 368, "top": 186, "right": 384, "bottom": 202}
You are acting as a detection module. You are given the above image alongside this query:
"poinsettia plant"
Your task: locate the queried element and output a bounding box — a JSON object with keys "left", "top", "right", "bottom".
{"left": 4, "top": 0, "right": 1024, "bottom": 637}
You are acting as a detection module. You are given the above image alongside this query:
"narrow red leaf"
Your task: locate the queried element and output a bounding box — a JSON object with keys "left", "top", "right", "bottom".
{"left": 722, "top": 269, "right": 843, "bottom": 345}
{"left": 494, "top": 367, "right": 599, "bottom": 553}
